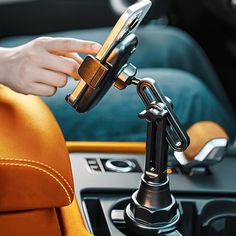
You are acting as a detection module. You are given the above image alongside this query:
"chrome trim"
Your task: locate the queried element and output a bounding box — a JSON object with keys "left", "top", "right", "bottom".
{"left": 105, "top": 159, "right": 136, "bottom": 172}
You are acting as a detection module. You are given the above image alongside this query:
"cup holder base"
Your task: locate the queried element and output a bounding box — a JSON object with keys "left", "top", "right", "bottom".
{"left": 82, "top": 193, "right": 236, "bottom": 236}
{"left": 109, "top": 197, "right": 236, "bottom": 236}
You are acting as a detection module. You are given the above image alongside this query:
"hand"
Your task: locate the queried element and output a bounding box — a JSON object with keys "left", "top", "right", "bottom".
{"left": 0, "top": 37, "right": 101, "bottom": 96}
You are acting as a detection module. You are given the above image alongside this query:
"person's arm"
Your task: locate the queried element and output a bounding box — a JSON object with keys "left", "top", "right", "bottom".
{"left": 0, "top": 37, "right": 101, "bottom": 96}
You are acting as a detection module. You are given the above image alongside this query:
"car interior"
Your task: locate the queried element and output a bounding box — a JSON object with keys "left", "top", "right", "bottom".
{"left": 0, "top": 0, "right": 236, "bottom": 236}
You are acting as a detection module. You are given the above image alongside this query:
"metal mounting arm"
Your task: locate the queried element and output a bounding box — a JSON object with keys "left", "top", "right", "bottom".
{"left": 115, "top": 63, "right": 190, "bottom": 152}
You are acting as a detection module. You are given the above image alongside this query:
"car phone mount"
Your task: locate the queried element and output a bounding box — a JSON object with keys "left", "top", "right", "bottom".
{"left": 66, "top": 33, "right": 190, "bottom": 235}
{"left": 115, "top": 64, "right": 189, "bottom": 236}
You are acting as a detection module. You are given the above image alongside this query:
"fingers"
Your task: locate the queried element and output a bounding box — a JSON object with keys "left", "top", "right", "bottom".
{"left": 45, "top": 37, "right": 101, "bottom": 54}
{"left": 40, "top": 52, "right": 81, "bottom": 80}
{"left": 11, "top": 36, "right": 100, "bottom": 96}
{"left": 27, "top": 83, "right": 57, "bottom": 97}
{"left": 34, "top": 68, "right": 68, "bottom": 88}
{"left": 55, "top": 52, "right": 83, "bottom": 64}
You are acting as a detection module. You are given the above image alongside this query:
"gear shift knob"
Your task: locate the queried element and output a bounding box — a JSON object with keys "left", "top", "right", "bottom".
{"left": 174, "top": 121, "right": 229, "bottom": 167}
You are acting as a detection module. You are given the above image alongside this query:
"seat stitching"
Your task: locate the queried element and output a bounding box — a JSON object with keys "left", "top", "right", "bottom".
{"left": 0, "top": 158, "right": 74, "bottom": 194}
{"left": 0, "top": 162, "right": 71, "bottom": 204}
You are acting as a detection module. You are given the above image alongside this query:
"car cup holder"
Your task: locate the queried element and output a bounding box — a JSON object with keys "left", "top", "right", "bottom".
{"left": 200, "top": 200, "right": 236, "bottom": 236}
{"left": 110, "top": 197, "right": 236, "bottom": 236}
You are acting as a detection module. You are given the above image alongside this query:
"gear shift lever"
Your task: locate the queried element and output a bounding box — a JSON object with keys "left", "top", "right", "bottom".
{"left": 174, "top": 121, "right": 229, "bottom": 168}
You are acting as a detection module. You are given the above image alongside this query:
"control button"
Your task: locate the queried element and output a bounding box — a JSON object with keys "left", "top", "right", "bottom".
{"left": 87, "top": 159, "right": 97, "bottom": 165}
{"left": 86, "top": 158, "right": 102, "bottom": 172}
{"left": 90, "top": 165, "right": 101, "bottom": 172}
{"left": 189, "top": 167, "right": 209, "bottom": 176}
{"left": 167, "top": 168, "right": 174, "bottom": 175}
{"left": 105, "top": 159, "right": 136, "bottom": 173}
{"left": 111, "top": 209, "right": 125, "bottom": 221}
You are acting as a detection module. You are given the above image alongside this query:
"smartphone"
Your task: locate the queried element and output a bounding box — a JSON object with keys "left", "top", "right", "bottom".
{"left": 96, "top": 0, "right": 152, "bottom": 62}
{"left": 66, "top": 0, "right": 152, "bottom": 112}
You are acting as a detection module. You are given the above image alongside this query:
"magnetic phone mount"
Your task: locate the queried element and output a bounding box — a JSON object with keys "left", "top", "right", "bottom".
{"left": 65, "top": 34, "right": 190, "bottom": 235}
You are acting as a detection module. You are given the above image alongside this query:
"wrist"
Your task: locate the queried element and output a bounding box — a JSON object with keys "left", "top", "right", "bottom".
{"left": 0, "top": 47, "right": 15, "bottom": 86}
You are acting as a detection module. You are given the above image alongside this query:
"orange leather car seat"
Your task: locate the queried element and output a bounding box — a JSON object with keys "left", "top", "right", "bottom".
{"left": 0, "top": 85, "right": 91, "bottom": 236}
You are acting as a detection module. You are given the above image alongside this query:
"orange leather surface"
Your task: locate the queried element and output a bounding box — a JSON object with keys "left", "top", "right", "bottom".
{"left": 58, "top": 197, "right": 92, "bottom": 236}
{"left": 184, "top": 121, "right": 229, "bottom": 160}
{"left": 67, "top": 141, "right": 146, "bottom": 153}
{"left": 0, "top": 85, "right": 74, "bottom": 211}
{"left": 0, "top": 208, "right": 61, "bottom": 236}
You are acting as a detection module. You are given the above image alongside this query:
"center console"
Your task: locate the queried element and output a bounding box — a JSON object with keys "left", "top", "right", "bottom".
{"left": 69, "top": 143, "right": 236, "bottom": 236}
{"left": 64, "top": 3, "right": 236, "bottom": 234}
